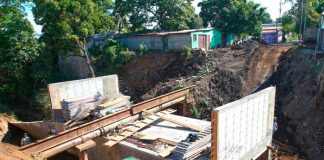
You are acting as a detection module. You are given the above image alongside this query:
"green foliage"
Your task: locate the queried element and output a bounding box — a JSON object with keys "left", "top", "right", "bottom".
{"left": 0, "top": 5, "right": 40, "bottom": 103}
{"left": 31, "top": 89, "right": 51, "bottom": 119}
{"left": 182, "top": 45, "right": 192, "bottom": 58}
{"left": 262, "top": 12, "right": 273, "bottom": 23}
{"left": 139, "top": 43, "right": 148, "bottom": 56}
{"left": 114, "top": 0, "right": 199, "bottom": 31}
{"left": 100, "top": 39, "right": 135, "bottom": 73}
{"left": 281, "top": 11, "right": 297, "bottom": 33}
{"left": 191, "top": 97, "right": 210, "bottom": 119}
{"left": 175, "top": 78, "right": 186, "bottom": 90}
{"left": 33, "top": 0, "right": 117, "bottom": 77}
{"left": 199, "top": 0, "right": 269, "bottom": 38}
{"left": 282, "top": 0, "right": 323, "bottom": 34}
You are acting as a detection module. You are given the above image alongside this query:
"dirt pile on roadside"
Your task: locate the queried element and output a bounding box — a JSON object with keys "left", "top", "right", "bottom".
{"left": 124, "top": 41, "right": 291, "bottom": 119}
{"left": 0, "top": 114, "right": 32, "bottom": 160}
{"left": 0, "top": 114, "right": 16, "bottom": 141}
{"left": 274, "top": 51, "right": 324, "bottom": 160}
{"left": 0, "top": 142, "right": 33, "bottom": 160}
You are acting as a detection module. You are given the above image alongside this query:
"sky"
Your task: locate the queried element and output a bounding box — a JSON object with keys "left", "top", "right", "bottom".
{"left": 26, "top": 0, "right": 293, "bottom": 35}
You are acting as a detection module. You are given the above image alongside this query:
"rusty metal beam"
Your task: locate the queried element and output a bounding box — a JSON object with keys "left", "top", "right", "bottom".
{"left": 20, "top": 87, "right": 193, "bottom": 156}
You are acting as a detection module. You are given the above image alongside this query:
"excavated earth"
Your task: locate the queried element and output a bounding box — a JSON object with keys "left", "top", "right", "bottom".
{"left": 271, "top": 50, "right": 324, "bottom": 160}
{"left": 124, "top": 41, "right": 292, "bottom": 119}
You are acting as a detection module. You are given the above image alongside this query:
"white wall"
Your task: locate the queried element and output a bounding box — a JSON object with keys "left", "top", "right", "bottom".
{"left": 48, "top": 75, "right": 120, "bottom": 121}
{"left": 212, "top": 87, "right": 276, "bottom": 160}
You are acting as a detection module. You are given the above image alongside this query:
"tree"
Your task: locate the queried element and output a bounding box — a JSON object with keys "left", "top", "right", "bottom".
{"left": 114, "top": 0, "right": 199, "bottom": 32}
{"left": 199, "top": 0, "right": 268, "bottom": 39}
{"left": 262, "top": 13, "right": 273, "bottom": 23}
{"left": 33, "top": 0, "right": 116, "bottom": 77}
{"left": 0, "top": 4, "right": 39, "bottom": 103}
{"left": 282, "top": 0, "right": 323, "bottom": 34}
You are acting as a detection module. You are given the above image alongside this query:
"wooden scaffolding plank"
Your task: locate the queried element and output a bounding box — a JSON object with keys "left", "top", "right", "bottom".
{"left": 102, "top": 109, "right": 177, "bottom": 148}
{"left": 211, "top": 111, "right": 219, "bottom": 160}
{"left": 142, "top": 110, "right": 204, "bottom": 132}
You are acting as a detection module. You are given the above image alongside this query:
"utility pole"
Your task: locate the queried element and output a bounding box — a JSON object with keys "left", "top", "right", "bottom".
{"left": 303, "top": 0, "right": 308, "bottom": 40}
{"left": 299, "top": 0, "right": 304, "bottom": 42}
{"left": 279, "top": 0, "right": 282, "bottom": 19}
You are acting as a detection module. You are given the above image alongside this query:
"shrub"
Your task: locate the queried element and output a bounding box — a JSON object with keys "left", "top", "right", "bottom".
{"left": 139, "top": 42, "right": 148, "bottom": 56}
{"left": 183, "top": 45, "right": 191, "bottom": 58}
{"left": 102, "top": 39, "right": 135, "bottom": 73}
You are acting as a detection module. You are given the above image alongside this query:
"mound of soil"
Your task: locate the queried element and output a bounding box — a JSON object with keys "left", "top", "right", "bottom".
{"left": 0, "top": 143, "right": 32, "bottom": 160}
{"left": 125, "top": 41, "right": 291, "bottom": 119}
{"left": 0, "top": 114, "right": 16, "bottom": 141}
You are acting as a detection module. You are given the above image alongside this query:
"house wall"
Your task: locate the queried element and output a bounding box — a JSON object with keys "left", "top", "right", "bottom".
{"left": 191, "top": 29, "right": 223, "bottom": 49}
{"left": 167, "top": 33, "right": 191, "bottom": 51}
{"left": 262, "top": 32, "right": 277, "bottom": 44}
{"left": 226, "top": 34, "right": 235, "bottom": 46}
{"left": 117, "top": 35, "right": 163, "bottom": 51}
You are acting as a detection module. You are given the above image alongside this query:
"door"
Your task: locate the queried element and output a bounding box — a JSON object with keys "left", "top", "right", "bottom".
{"left": 222, "top": 33, "right": 227, "bottom": 47}
{"left": 199, "top": 35, "right": 207, "bottom": 49}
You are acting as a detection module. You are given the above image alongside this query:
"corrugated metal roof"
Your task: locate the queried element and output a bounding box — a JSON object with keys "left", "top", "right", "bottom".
{"left": 126, "top": 28, "right": 215, "bottom": 36}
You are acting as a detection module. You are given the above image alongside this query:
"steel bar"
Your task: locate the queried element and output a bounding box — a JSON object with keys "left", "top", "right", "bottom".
{"left": 20, "top": 87, "right": 192, "bottom": 158}
{"left": 40, "top": 97, "right": 186, "bottom": 159}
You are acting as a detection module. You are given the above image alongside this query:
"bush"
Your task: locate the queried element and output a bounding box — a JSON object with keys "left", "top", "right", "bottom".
{"left": 182, "top": 45, "right": 191, "bottom": 58}
{"left": 102, "top": 39, "right": 135, "bottom": 73}
{"left": 139, "top": 43, "right": 148, "bottom": 56}
{"left": 31, "top": 90, "right": 52, "bottom": 120}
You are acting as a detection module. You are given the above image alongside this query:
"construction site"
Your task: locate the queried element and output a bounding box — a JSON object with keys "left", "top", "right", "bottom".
{"left": 0, "top": 39, "right": 322, "bottom": 160}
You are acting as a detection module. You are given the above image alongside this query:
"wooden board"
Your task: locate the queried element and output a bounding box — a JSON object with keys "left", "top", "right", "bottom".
{"left": 102, "top": 109, "right": 177, "bottom": 148}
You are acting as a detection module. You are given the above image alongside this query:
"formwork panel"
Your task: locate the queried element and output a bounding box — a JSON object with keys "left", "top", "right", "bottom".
{"left": 48, "top": 75, "right": 120, "bottom": 121}
{"left": 212, "top": 87, "right": 275, "bottom": 160}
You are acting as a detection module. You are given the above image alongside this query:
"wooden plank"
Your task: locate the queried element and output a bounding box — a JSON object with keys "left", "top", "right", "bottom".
{"left": 142, "top": 110, "right": 204, "bottom": 132}
{"left": 211, "top": 111, "right": 219, "bottom": 160}
{"left": 75, "top": 140, "right": 96, "bottom": 152}
{"left": 97, "top": 96, "right": 128, "bottom": 108}
{"left": 102, "top": 109, "right": 177, "bottom": 148}
{"left": 79, "top": 150, "right": 88, "bottom": 160}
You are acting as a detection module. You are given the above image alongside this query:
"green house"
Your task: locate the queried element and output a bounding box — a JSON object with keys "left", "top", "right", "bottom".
{"left": 116, "top": 28, "right": 234, "bottom": 52}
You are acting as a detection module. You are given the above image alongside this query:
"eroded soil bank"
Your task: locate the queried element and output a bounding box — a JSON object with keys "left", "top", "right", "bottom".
{"left": 124, "top": 41, "right": 291, "bottom": 119}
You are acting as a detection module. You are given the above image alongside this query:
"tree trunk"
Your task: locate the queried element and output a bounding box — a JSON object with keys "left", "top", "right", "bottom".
{"left": 82, "top": 38, "right": 95, "bottom": 78}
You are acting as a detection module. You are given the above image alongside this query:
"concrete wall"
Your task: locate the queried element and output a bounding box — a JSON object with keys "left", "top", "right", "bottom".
{"left": 48, "top": 75, "right": 120, "bottom": 121}
{"left": 58, "top": 56, "right": 91, "bottom": 79}
{"left": 167, "top": 34, "right": 191, "bottom": 51}
{"left": 191, "top": 29, "right": 223, "bottom": 49}
{"left": 211, "top": 87, "right": 275, "bottom": 160}
{"left": 191, "top": 29, "right": 232, "bottom": 49}
{"left": 117, "top": 35, "right": 163, "bottom": 51}
{"left": 305, "top": 28, "right": 318, "bottom": 43}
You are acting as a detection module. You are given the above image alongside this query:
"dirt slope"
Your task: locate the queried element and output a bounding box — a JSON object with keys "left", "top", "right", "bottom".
{"left": 124, "top": 41, "right": 291, "bottom": 119}
{"left": 0, "top": 114, "right": 33, "bottom": 160}
{"left": 273, "top": 51, "right": 324, "bottom": 160}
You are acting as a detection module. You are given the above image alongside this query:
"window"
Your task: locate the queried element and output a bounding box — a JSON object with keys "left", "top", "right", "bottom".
{"left": 193, "top": 34, "right": 197, "bottom": 41}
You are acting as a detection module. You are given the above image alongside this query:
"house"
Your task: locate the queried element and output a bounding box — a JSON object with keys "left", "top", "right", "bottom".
{"left": 116, "top": 28, "right": 234, "bottom": 52}
{"left": 261, "top": 23, "right": 283, "bottom": 44}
